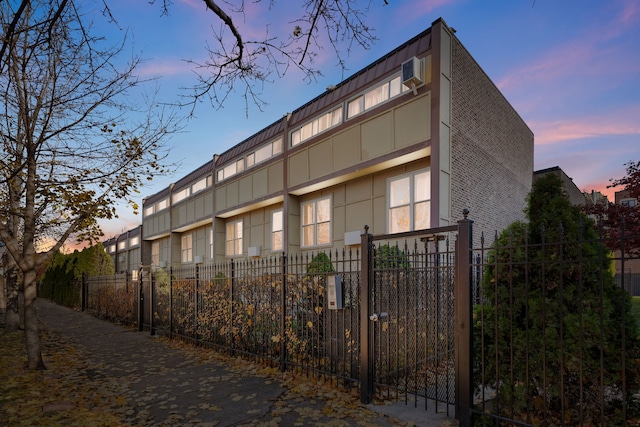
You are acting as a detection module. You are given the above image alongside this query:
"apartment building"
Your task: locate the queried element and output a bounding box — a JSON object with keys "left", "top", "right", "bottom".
{"left": 104, "top": 226, "right": 142, "bottom": 276}
{"left": 134, "top": 18, "right": 533, "bottom": 268}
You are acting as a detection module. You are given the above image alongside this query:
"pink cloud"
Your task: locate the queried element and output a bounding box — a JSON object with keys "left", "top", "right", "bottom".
{"left": 394, "top": 0, "right": 457, "bottom": 22}
{"left": 616, "top": 1, "right": 640, "bottom": 30}
{"left": 497, "top": 41, "right": 594, "bottom": 93}
{"left": 531, "top": 107, "right": 640, "bottom": 145}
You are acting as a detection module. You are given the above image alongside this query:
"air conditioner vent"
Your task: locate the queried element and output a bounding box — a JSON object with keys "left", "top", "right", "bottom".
{"left": 401, "top": 56, "right": 423, "bottom": 89}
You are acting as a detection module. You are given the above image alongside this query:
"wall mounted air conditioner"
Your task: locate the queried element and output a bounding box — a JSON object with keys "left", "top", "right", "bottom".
{"left": 401, "top": 56, "right": 422, "bottom": 94}
{"left": 194, "top": 255, "right": 203, "bottom": 264}
{"left": 248, "top": 246, "right": 261, "bottom": 257}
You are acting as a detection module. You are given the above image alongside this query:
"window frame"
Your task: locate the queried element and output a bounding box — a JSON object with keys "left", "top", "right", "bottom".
{"left": 151, "top": 241, "right": 160, "bottom": 266}
{"left": 271, "top": 209, "right": 284, "bottom": 252}
{"left": 181, "top": 233, "right": 193, "bottom": 263}
{"left": 290, "top": 107, "right": 343, "bottom": 147}
{"left": 226, "top": 219, "right": 243, "bottom": 257}
{"left": 300, "top": 196, "right": 332, "bottom": 248}
{"left": 387, "top": 168, "right": 431, "bottom": 234}
{"left": 346, "top": 73, "right": 410, "bottom": 119}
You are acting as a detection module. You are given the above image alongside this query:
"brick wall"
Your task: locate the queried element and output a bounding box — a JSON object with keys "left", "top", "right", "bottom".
{"left": 450, "top": 36, "right": 534, "bottom": 239}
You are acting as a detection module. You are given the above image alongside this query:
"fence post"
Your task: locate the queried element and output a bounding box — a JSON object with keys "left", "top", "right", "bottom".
{"left": 280, "top": 253, "right": 287, "bottom": 372}
{"left": 149, "top": 267, "right": 156, "bottom": 336}
{"left": 137, "top": 269, "right": 144, "bottom": 332}
{"left": 359, "top": 225, "right": 374, "bottom": 404}
{"left": 455, "top": 209, "right": 473, "bottom": 426}
{"left": 169, "top": 266, "right": 173, "bottom": 338}
{"left": 81, "top": 272, "right": 87, "bottom": 312}
{"left": 195, "top": 263, "right": 199, "bottom": 343}
{"left": 230, "top": 259, "right": 235, "bottom": 355}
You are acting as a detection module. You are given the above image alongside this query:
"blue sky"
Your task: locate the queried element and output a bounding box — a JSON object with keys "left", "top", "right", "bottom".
{"left": 88, "top": 0, "right": 640, "bottom": 240}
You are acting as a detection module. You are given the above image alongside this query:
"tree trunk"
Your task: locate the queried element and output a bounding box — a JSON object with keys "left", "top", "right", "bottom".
{"left": 23, "top": 270, "right": 45, "bottom": 370}
{"left": 4, "top": 264, "right": 20, "bottom": 331}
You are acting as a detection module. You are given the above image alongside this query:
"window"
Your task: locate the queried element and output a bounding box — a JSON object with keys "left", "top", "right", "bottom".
{"left": 129, "top": 236, "right": 139, "bottom": 247}
{"left": 151, "top": 241, "right": 160, "bottom": 266}
{"left": 118, "top": 241, "right": 126, "bottom": 250}
{"left": 388, "top": 169, "right": 430, "bottom": 234}
{"left": 172, "top": 187, "right": 190, "bottom": 204}
{"left": 217, "top": 138, "right": 283, "bottom": 183}
{"left": 181, "top": 234, "right": 193, "bottom": 263}
{"left": 291, "top": 107, "right": 343, "bottom": 147}
{"left": 226, "top": 220, "right": 243, "bottom": 256}
{"left": 346, "top": 75, "right": 408, "bottom": 119}
{"left": 621, "top": 198, "right": 637, "bottom": 207}
{"left": 108, "top": 244, "right": 116, "bottom": 253}
{"left": 209, "top": 228, "right": 214, "bottom": 259}
{"left": 156, "top": 198, "right": 169, "bottom": 211}
{"left": 272, "top": 210, "right": 283, "bottom": 251}
{"left": 144, "top": 197, "right": 169, "bottom": 217}
{"left": 301, "top": 197, "right": 331, "bottom": 247}
{"left": 192, "top": 177, "right": 208, "bottom": 194}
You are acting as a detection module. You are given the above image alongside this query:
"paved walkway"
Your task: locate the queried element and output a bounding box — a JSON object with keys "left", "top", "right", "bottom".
{"left": 36, "top": 300, "right": 456, "bottom": 426}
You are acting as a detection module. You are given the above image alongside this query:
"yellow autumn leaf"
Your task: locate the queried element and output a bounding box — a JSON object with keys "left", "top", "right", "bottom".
{"left": 307, "top": 321, "right": 313, "bottom": 328}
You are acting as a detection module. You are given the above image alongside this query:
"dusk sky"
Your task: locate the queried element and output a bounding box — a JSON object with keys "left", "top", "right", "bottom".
{"left": 87, "top": 0, "right": 640, "bottom": 240}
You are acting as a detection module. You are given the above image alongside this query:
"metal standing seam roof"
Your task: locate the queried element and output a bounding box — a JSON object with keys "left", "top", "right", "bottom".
{"left": 215, "top": 26, "right": 433, "bottom": 167}
{"left": 172, "top": 159, "right": 214, "bottom": 191}
{"left": 143, "top": 23, "right": 435, "bottom": 205}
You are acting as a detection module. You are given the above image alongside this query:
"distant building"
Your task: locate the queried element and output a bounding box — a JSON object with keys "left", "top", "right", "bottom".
{"left": 614, "top": 189, "right": 640, "bottom": 282}
{"left": 533, "top": 166, "right": 585, "bottom": 206}
{"left": 104, "top": 226, "right": 141, "bottom": 277}
{"left": 615, "top": 189, "right": 638, "bottom": 208}
{"left": 584, "top": 189, "right": 609, "bottom": 206}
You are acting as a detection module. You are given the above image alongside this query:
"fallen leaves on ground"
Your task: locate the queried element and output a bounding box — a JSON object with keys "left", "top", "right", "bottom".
{"left": 1, "top": 323, "right": 455, "bottom": 427}
{"left": 0, "top": 329, "right": 124, "bottom": 426}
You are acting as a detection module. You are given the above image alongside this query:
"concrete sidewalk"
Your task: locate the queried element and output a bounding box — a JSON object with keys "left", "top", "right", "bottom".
{"left": 36, "top": 300, "right": 456, "bottom": 426}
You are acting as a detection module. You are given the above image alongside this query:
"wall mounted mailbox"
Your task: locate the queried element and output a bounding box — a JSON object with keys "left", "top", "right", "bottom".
{"left": 327, "top": 275, "right": 343, "bottom": 310}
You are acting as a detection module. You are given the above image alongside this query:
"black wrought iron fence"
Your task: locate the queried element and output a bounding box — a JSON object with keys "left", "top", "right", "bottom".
{"left": 617, "top": 272, "right": 640, "bottom": 296}
{"left": 85, "top": 272, "right": 135, "bottom": 324}
{"left": 471, "top": 225, "right": 640, "bottom": 426}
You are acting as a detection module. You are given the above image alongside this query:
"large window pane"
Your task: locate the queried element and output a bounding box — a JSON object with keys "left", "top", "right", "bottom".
{"left": 390, "top": 206, "right": 410, "bottom": 234}
{"left": 302, "top": 203, "right": 314, "bottom": 226}
{"left": 317, "top": 198, "right": 331, "bottom": 222}
{"left": 389, "top": 76, "right": 402, "bottom": 98}
{"left": 226, "top": 220, "right": 243, "bottom": 256}
{"left": 292, "top": 130, "right": 301, "bottom": 146}
{"left": 302, "top": 225, "right": 315, "bottom": 247}
{"left": 415, "top": 171, "right": 430, "bottom": 201}
{"left": 388, "top": 169, "right": 430, "bottom": 233}
{"left": 317, "top": 222, "right": 331, "bottom": 245}
{"left": 272, "top": 138, "right": 282, "bottom": 154}
{"left": 255, "top": 144, "right": 272, "bottom": 163}
{"left": 331, "top": 107, "right": 343, "bottom": 126}
{"left": 364, "top": 84, "right": 388, "bottom": 109}
{"left": 414, "top": 201, "right": 429, "bottom": 230}
{"left": 301, "top": 197, "right": 331, "bottom": 247}
{"left": 348, "top": 97, "right": 363, "bottom": 118}
{"left": 390, "top": 177, "right": 410, "bottom": 207}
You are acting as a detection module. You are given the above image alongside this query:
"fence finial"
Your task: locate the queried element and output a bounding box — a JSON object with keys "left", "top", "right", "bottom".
{"left": 364, "top": 225, "right": 369, "bottom": 234}
{"left": 462, "top": 208, "right": 470, "bottom": 219}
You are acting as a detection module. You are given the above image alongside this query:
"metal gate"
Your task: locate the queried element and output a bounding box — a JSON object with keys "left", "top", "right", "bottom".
{"left": 370, "top": 231, "right": 457, "bottom": 412}
{"left": 359, "top": 215, "right": 474, "bottom": 424}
